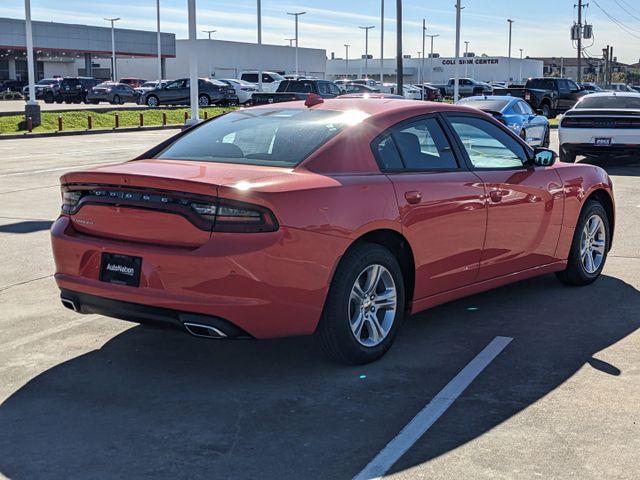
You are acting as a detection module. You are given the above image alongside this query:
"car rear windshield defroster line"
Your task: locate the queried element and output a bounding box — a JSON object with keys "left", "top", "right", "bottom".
{"left": 155, "top": 108, "right": 369, "bottom": 168}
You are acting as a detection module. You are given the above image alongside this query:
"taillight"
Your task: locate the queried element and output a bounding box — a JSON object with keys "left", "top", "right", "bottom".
{"left": 524, "top": 92, "right": 531, "bottom": 101}
{"left": 61, "top": 189, "right": 82, "bottom": 213}
{"left": 191, "top": 199, "right": 278, "bottom": 232}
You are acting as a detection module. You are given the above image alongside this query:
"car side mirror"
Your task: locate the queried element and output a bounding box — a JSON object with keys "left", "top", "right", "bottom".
{"left": 533, "top": 147, "right": 557, "bottom": 167}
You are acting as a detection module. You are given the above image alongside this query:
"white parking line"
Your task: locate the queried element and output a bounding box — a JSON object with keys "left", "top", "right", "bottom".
{"left": 353, "top": 336, "right": 513, "bottom": 480}
{"left": 0, "top": 162, "right": 111, "bottom": 178}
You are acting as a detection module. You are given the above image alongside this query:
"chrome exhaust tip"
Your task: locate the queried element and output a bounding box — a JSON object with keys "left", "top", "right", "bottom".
{"left": 61, "top": 298, "right": 78, "bottom": 312}
{"left": 183, "top": 322, "right": 228, "bottom": 339}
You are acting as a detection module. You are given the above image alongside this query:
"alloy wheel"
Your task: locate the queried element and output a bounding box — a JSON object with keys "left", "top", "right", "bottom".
{"left": 580, "top": 214, "right": 606, "bottom": 274}
{"left": 348, "top": 264, "right": 397, "bottom": 347}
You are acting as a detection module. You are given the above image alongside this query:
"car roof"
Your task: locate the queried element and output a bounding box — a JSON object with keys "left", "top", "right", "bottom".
{"left": 583, "top": 91, "right": 640, "bottom": 97}
{"left": 249, "top": 98, "right": 477, "bottom": 120}
{"left": 462, "top": 95, "right": 518, "bottom": 102}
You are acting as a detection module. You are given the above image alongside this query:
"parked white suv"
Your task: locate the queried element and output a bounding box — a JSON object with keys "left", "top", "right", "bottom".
{"left": 240, "top": 71, "right": 285, "bottom": 93}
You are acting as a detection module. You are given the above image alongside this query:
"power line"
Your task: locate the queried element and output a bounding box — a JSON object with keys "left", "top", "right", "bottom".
{"left": 591, "top": 0, "right": 640, "bottom": 39}
{"left": 612, "top": 0, "right": 640, "bottom": 23}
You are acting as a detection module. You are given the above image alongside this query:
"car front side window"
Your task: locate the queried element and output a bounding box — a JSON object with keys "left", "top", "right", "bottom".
{"left": 447, "top": 115, "right": 527, "bottom": 169}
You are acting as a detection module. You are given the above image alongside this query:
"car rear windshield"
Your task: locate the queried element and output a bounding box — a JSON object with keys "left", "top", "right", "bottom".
{"left": 60, "top": 78, "right": 80, "bottom": 87}
{"left": 526, "top": 79, "right": 555, "bottom": 90}
{"left": 459, "top": 99, "right": 510, "bottom": 111}
{"left": 156, "top": 108, "right": 370, "bottom": 167}
{"left": 576, "top": 95, "right": 640, "bottom": 109}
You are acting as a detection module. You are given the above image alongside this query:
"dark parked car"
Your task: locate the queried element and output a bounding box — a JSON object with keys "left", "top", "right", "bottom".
{"left": 251, "top": 79, "right": 342, "bottom": 105}
{"left": 135, "top": 80, "right": 169, "bottom": 94}
{"left": 57, "top": 77, "right": 102, "bottom": 104}
{"left": 119, "top": 77, "right": 147, "bottom": 88}
{"left": 0, "top": 79, "right": 27, "bottom": 93}
{"left": 579, "top": 82, "right": 606, "bottom": 93}
{"left": 413, "top": 83, "right": 443, "bottom": 102}
{"left": 139, "top": 78, "right": 237, "bottom": 107}
{"left": 494, "top": 78, "right": 589, "bottom": 118}
{"left": 342, "top": 83, "right": 381, "bottom": 94}
{"left": 86, "top": 82, "right": 141, "bottom": 104}
{"left": 22, "top": 78, "right": 62, "bottom": 103}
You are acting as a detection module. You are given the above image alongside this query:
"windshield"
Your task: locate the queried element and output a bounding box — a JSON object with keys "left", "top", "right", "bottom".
{"left": 156, "top": 108, "right": 369, "bottom": 167}
{"left": 458, "top": 99, "right": 510, "bottom": 112}
{"left": 37, "top": 79, "right": 55, "bottom": 85}
{"left": 576, "top": 95, "right": 640, "bottom": 109}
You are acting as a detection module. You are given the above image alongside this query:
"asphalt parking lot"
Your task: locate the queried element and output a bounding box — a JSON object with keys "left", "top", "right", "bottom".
{"left": 0, "top": 130, "right": 639, "bottom": 479}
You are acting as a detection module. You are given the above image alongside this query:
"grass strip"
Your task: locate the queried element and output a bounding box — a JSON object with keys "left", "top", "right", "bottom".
{"left": 0, "top": 107, "right": 236, "bottom": 135}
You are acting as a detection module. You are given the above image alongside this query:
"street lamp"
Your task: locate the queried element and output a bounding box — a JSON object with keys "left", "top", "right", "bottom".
{"left": 287, "top": 11, "right": 306, "bottom": 76}
{"left": 359, "top": 25, "right": 375, "bottom": 78}
{"left": 425, "top": 33, "right": 439, "bottom": 84}
{"left": 24, "top": 0, "right": 40, "bottom": 127}
{"left": 379, "top": 0, "right": 384, "bottom": 84}
{"left": 519, "top": 48, "right": 523, "bottom": 82}
{"left": 104, "top": 17, "right": 121, "bottom": 81}
{"left": 257, "top": 0, "right": 262, "bottom": 92}
{"left": 464, "top": 40, "right": 470, "bottom": 78}
{"left": 454, "top": 0, "right": 462, "bottom": 102}
{"left": 202, "top": 29, "right": 216, "bottom": 40}
{"left": 344, "top": 43, "right": 350, "bottom": 78}
{"left": 186, "top": 0, "right": 198, "bottom": 125}
{"left": 507, "top": 19, "right": 515, "bottom": 82}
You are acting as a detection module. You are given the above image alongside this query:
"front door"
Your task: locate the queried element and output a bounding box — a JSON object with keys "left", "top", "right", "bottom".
{"left": 444, "top": 114, "right": 565, "bottom": 281}
{"left": 372, "top": 115, "right": 487, "bottom": 299}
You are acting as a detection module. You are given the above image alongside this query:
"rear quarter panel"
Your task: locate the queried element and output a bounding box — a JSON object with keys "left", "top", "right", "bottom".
{"left": 553, "top": 163, "right": 614, "bottom": 259}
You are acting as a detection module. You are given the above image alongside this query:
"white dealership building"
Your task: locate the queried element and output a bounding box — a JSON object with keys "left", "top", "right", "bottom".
{"left": 326, "top": 55, "right": 544, "bottom": 84}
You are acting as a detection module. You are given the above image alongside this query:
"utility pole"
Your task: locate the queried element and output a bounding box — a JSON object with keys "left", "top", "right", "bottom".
{"left": 156, "top": 0, "right": 162, "bottom": 84}
{"left": 464, "top": 41, "right": 469, "bottom": 77}
{"left": 187, "top": 0, "right": 198, "bottom": 125}
{"left": 104, "top": 17, "right": 121, "bottom": 81}
{"left": 396, "top": 0, "right": 403, "bottom": 93}
{"left": 519, "top": 48, "right": 523, "bottom": 82}
{"left": 380, "top": 0, "right": 384, "bottom": 84}
{"left": 257, "top": 0, "right": 262, "bottom": 92}
{"left": 577, "top": 0, "right": 582, "bottom": 83}
{"left": 287, "top": 12, "right": 306, "bottom": 76}
{"left": 454, "top": 0, "right": 462, "bottom": 102}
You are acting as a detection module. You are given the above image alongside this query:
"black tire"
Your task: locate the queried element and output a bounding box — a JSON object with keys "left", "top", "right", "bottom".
{"left": 541, "top": 103, "right": 552, "bottom": 118}
{"left": 560, "top": 148, "right": 576, "bottom": 163}
{"left": 146, "top": 95, "right": 159, "bottom": 107}
{"left": 198, "top": 94, "right": 211, "bottom": 106}
{"left": 314, "top": 243, "right": 405, "bottom": 364}
{"left": 112, "top": 94, "right": 121, "bottom": 105}
{"left": 556, "top": 200, "right": 610, "bottom": 286}
{"left": 542, "top": 126, "right": 550, "bottom": 148}
{"left": 43, "top": 92, "right": 54, "bottom": 104}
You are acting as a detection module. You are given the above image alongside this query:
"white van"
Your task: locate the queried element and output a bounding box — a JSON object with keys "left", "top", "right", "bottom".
{"left": 240, "top": 71, "right": 285, "bottom": 93}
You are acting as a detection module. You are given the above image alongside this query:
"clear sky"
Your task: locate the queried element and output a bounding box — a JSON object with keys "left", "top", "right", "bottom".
{"left": 1, "top": 1, "right": 638, "bottom": 64}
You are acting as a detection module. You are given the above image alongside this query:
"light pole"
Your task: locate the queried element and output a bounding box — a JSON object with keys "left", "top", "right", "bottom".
{"left": 156, "top": 0, "right": 162, "bottom": 84}
{"left": 359, "top": 25, "right": 375, "bottom": 79}
{"left": 519, "top": 48, "right": 523, "bottom": 82}
{"left": 202, "top": 30, "right": 216, "bottom": 78}
{"left": 257, "top": 0, "right": 262, "bottom": 92}
{"left": 380, "top": 0, "right": 384, "bottom": 84}
{"left": 24, "top": 0, "right": 40, "bottom": 126}
{"left": 507, "top": 19, "right": 514, "bottom": 83}
{"left": 287, "top": 11, "right": 306, "bottom": 76}
{"left": 426, "top": 33, "right": 439, "bottom": 83}
{"left": 344, "top": 43, "right": 350, "bottom": 78}
{"left": 396, "top": 0, "right": 403, "bottom": 93}
{"left": 421, "top": 19, "right": 426, "bottom": 99}
{"left": 454, "top": 0, "right": 462, "bottom": 102}
{"left": 104, "top": 17, "right": 121, "bottom": 81}
{"left": 464, "top": 40, "right": 469, "bottom": 77}
{"left": 202, "top": 29, "right": 216, "bottom": 40}
{"left": 187, "top": 0, "right": 198, "bottom": 125}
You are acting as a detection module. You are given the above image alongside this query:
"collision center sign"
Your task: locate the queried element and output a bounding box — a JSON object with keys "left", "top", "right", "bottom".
{"left": 442, "top": 58, "right": 500, "bottom": 65}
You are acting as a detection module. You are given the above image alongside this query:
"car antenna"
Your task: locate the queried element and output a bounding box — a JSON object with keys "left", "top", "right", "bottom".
{"left": 305, "top": 93, "right": 324, "bottom": 108}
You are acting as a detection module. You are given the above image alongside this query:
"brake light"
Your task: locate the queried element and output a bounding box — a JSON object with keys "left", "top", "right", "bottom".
{"left": 211, "top": 198, "right": 278, "bottom": 233}
{"left": 61, "top": 189, "right": 82, "bottom": 212}
{"left": 524, "top": 92, "right": 531, "bottom": 101}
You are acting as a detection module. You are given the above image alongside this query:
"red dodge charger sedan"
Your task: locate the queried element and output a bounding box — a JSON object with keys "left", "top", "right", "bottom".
{"left": 51, "top": 98, "right": 614, "bottom": 363}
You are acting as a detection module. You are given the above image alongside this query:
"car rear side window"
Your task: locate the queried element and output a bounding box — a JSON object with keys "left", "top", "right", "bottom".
{"left": 447, "top": 115, "right": 527, "bottom": 169}
{"left": 156, "top": 108, "right": 370, "bottom": 168}
{"left": 373, "top": 117, "right": 458, "bottom": 171}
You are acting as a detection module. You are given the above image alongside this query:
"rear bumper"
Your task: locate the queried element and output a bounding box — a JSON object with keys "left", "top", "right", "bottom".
{"left": 561, "top": 142, "right": 640, "bottom": 158}
{"left": 60, "top": 289, "right": 251, "bottom": 338}
{"left": 51, "top": 216, "right": 347, "bottom": 339}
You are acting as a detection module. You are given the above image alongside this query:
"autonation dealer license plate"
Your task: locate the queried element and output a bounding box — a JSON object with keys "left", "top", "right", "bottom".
{"left": 594, "top": 137, "right": 612, "bottom": 146}
{"left": 99, "top": 253, "right": 142, "bottom": 287}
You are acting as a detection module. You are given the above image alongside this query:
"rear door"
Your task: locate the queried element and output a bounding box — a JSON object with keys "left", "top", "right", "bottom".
{"left": 443, "top": 114, "right": 564, "bottom": 281}
{"left": 162, "top": 79, "right": 188, "bottom": 103}
{"left": 373, "top": 115, "right": 487, "bottom": 299}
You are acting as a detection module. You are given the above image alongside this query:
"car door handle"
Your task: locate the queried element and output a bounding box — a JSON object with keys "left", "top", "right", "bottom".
{"left": 489, "top": 189, "right": 503, "bottom": 202}
{"left": 405, "top": 191, "right": 422, "bottom": 205}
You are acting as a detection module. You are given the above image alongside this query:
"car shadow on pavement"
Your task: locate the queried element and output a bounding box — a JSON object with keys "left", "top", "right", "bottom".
{"left": 0, "top": 274, "right": 639, "bottom": 479}
{"left": 0, "top": 220, "right": 53, "bottom": 234}
{"left": 578, "top": 156, "right": 640, "bottom": 176}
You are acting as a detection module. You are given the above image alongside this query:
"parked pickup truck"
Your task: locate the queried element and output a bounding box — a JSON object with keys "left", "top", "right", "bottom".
{"left": 493, "top": 77, "right": 589, "bottom": 118}
{"left": 431, "top": 78, "right": 493, "bottom": 98}
{"left": 251, "top": 80, "right": 342, "bottom": 105}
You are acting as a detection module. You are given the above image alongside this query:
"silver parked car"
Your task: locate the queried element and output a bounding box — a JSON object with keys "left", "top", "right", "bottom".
{"left": 139, "top": 78, "right": 237, "bottom": 107}
{"left": 86, "top": 82, "right": 141, "bottom": 104}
